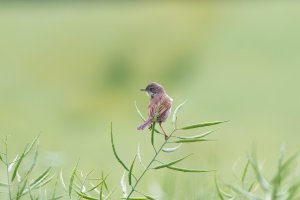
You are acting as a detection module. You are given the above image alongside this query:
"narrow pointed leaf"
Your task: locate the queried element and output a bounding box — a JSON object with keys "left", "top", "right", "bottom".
{"left": 230, "top": 186, "right": 262, "bottom": 200}
{"left": 101, "top": 171, "right": 109, "bottom": 191}
{"left": 24, "top": 143, "right": 39, "bottom": 180}
{"left": 76, "top": 191, "right": 98, "bottom": 200}
{"left": 0, "top": 182, "right": 9, "bottom": 187}
{"left": 8, "top": 154, "right": 19, "bottom": 172}
{"left": 69, "top": 161, "right": 78, "bottom": 197}
{"left": 31, "top": 175, "right": 54, "bottom": 189}
{"left": 180, "top": 121, "right": 228, "bottom": 130}
{"left": 174, "top": 138, "right": 212, "bottom": 143}
{"left": 16, "top": 180, "right": 27, "bottom": 200}
{"left": 134, "top": 101, "right": 146, "bottom": 121}
{"left": 144, "top": 195, "right": 156, "bottom": 200}
{"left": 162, "top": 144, "right": 182, "bottom": 153}
{"left": 172, "top": 100, "right": 186, "bottom": 129}
{"left": 177, "top": 130, "right": 215, "bottom": 140}
{"left": 167, "top": 166, "right": 214, "bottom": 173}
{"left": 248, "top": 182, "right": 256, "bottom": 192}
{"left": 59, "top": 169, "right": 67, "bottom": 192}
{"left": 128, "top": 155, "right": 137, "bottom": 185}
{"left": 241, "top": 160, "right": 250, "bottom": 183}
{"left": 24, "top": 135, "right": 40, "bottom": 156}
{"left": 281, "top": 153, "right": 298, "bottom": 171}
{"left": 12, "top": 151, "right": 25, "bottom": 181}
{"left": 137, "top": 144, "right": 142, "bottom": 164}
{"left": 214, "top": 174, "right": 225, "bottom": 200}
{"left": 151, "top": 121, "right": 156, "bottom": 149}
{"left": 151, "top": 108, "right": 159, "bottom": 149}
{"left": 154, "top": 154, "right": 191, "bottom": 169}
{"left": 248, "top": 153, "right": 270, "bottom": 191}
{"left": 120, "top": 171, "right": 127, "bottom": 196}
{"left": 104, "top": 189, "right": 114, "bottom": 200}
{"left": 29, "top": 167, "right": 52, "bottom": 188}
{"left": 87, "top": 180, "right": 104, "bottom": 193}
{"left": 100, "top": 184, "right": 103, "bottom": 200}
{"left": 110, "top": 122, "right": 129, "bottom": 171}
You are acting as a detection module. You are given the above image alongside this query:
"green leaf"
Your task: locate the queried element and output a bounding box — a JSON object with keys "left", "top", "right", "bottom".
{"left": 167, "top": 166, "right": 214, "bottom": 173}
{"left": 287, "top": 181, "right": 300, "bottom": 200}
{"left": 76, "top": 191, "right": 98, "bottom": 200}
{"left": 110, "top": 122, "right": 129, "bottom": 171}
{"left": 144, "top": 195, "right": 156, "bottom": 200}
{"left": 180, "top": 121, "right": 228, "bottom": 130}
{"left": 280, "top": 152, "right": 298, "bottom": 172}
{"left": 241, "top": 160, "right": 250, "bottom": 184}
{"left": 120, "top": 171, "right": 127, "bottom": 196}
{"left": 172, "top": 100, "right": 187, "bottom": 129}
{"left": 59, "top": 169, "right": 67, "bottom": 192}
{"left": 12, "top": 150, "right": 26, "bottom": 182}
{"left": 214, "top": 174, "right": 225, "bottom": 200}
{"left": 151, "top": 120, "right": 156, "bottom": 150}
{"left": 51, "top": 175, "right": 59, "bottom": 200}
{"left": 151, "top": 108, "right": 159, "bottom": 150}
{"left": 248, "top": 152, "right": 270, "bottom": 191}
{"left": 248, "top": 181, "right": 256, "bottom": 192}
{"left": 0, "top": 182, "right": 9, "bottom": 187}
{"left": 100, "top": 184, "right": 103, "bottom": 200}
{"left": 230, "top": 186, "right": 262, "bottom": 200}
{"left": 16, "top": 180, "right": 27, "bottom": 200}
{"left": 23, "top": 143, "right": 39, "bottom": 180}
{"left": 174, "top": 138, "right": 212, "bottom": 143}
{"left": 101, "top": 171, "right": 109, "bottom": 191}
{"left": 154, "top": 154, "right": 191, "bottom": 169}
{"left": 104, "top": 189, "right": 114, "bottom": 200}
{"left": 29, "top": 167, "right": 52, "bottom": 188}
{"left": 87, "top": 177, "right": 107, "bottom": 193}
{"left": 24, "top": 135, "right": 40, "bottom": 156}
{"left": 177, "top": 130, "right": 215, "bottom": 140}
{"left": 69, "top": 161, "right": 79, "bottom": 197}
{"left": 162, "top": 144, "right": 182, "bottom": 153}
{"left": 134, "top": 101, "right": 146, "bottom": 121}
{"left": 8, "top": 154, "right": 19, "bottom": 172}
{"left": 128, "top": 155, "right": 137, "bottom": 186}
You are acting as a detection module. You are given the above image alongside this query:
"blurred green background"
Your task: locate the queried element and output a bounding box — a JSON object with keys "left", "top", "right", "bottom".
{"left": 1, "top": 1, "right": 300, "bottom": 199}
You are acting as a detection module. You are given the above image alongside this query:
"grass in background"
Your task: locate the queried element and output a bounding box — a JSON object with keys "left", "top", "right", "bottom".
{"left": 216, "top": 145, "right": 300, "bottom": 200}
{"left": 0, "top": 136, "right": 61, "bottom": 200}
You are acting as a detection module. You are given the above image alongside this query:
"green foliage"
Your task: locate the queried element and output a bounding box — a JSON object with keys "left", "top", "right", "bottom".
{"left": 112, "top": 101, "right": 226, "bottom": 199}
{"left": 0, "top": 101, "right": 226, "bottom": 200}
{"left": 0, "top": 136, "right": 59, "bottom": 200}
{"left": 61, "top": 165, "right": 112, "bottom": 200}
{"left": 215, "top": 145, "right": 300, "bottom": 200}
{"left": 110, "top": 122, "right": 129, "bottom": 171}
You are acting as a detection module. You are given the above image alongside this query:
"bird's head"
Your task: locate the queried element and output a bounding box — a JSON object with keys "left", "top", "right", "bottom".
{"left": 140, "top": 82, "right": 165, "bottom": 98}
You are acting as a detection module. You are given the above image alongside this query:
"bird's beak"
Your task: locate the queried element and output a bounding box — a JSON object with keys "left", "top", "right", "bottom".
{"left": 140, "top": 89, "right": 146, "bottom": 91}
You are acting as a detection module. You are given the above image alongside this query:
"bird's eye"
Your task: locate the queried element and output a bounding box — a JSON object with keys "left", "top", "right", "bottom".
{"left": 149, "top": 87, "right": 155, "bottom": 92}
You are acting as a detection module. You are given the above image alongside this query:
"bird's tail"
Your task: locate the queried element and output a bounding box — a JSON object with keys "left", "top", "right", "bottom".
{"left": 137, "top": 118, "right": 153, "bottom": 130}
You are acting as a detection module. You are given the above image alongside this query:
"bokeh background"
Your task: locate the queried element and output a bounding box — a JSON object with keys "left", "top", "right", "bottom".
{"left": 1, "top": 1, "right": 300, "bottom": 199}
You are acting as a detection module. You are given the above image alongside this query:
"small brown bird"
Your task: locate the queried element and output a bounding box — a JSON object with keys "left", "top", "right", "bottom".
{"left": 137, "top": 82, "right": 173, "bottom": 140}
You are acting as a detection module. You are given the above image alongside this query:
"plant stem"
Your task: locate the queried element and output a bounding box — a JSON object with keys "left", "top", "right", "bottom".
{"left": 126, "top": 129, "right": 176, "bottom": 199}
{"left": 4, "top": 138, "right": 12, "bottom": 200}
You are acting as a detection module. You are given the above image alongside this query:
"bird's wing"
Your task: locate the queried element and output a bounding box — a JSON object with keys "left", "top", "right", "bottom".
{"left": 148, "top": 96, "right": 172, "bottom": 120}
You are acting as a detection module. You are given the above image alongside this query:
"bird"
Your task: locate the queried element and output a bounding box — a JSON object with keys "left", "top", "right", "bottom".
{"left": 137, "top": 82, "right": 173, "bottom": 140}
